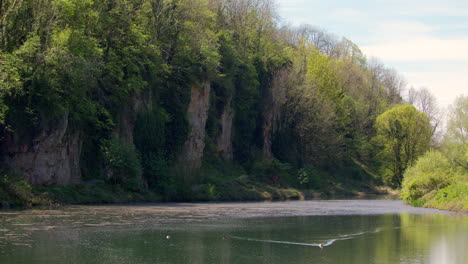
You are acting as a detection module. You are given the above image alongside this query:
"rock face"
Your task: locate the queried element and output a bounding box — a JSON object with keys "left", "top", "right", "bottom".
{"left": 216, "top": 99, "right": 233, "bottom": 160}
{"left": 180, "top": 82, "right": 211, "bottom": 168}
{"left": 3, "top": 113, "right": 82, "bottom": 186}
{"left": 116, "top": 89, "right": 152, "bottom": 144}
{"left": 262, "top": 68, "right": 288, "bottom": 159}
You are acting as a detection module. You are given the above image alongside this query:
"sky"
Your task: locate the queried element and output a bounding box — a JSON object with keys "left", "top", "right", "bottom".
{"left": 276, "top": 0, "right": 468, "bottom": 108}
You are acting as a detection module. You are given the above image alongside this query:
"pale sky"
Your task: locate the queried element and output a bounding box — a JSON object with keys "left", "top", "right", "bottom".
{"left": 276, "top": 0, "right": 468, "bottom": 108}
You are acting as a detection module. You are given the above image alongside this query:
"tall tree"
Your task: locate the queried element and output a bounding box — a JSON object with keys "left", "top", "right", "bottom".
{"left": 406, "top": 86, "right": 441, "bottom": 141}
{"left": 375, "top": 104, "right": 432, "bottom": 186}
{"left": 443, "top": 95, "right": 468, "bottom": 169}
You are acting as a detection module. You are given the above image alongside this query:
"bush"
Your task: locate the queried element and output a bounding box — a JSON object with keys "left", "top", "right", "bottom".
{"left": 297, "top": 165, "right": 323, "bottom": 189}
{"left": 102, "top": 138, "right": 143, "bottom": 191}
{"left": 251, "top": 159, "right": 293, "bottom": 186}
{"left": 36, "top": 182, "right": 162, "bottom": 205}
{"left": 0, "top": 173, "right": 34, "bottom": 208}
{"left": 401, "top": 151, "right": 454, "bottom": 204}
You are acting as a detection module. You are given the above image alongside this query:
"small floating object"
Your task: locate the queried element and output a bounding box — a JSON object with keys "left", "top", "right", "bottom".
{"left": 319, "top": 243, "right": 324, "bottom": 249}
{"left": 166, "top": 235, "right": 171, "bottom": 239}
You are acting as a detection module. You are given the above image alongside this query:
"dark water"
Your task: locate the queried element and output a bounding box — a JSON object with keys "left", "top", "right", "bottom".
{"left": 0, "top": 200, "right": 466, "bottom": 263}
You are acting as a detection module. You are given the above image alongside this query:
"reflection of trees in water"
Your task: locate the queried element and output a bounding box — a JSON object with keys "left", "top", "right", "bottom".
{"left": 400, "top": 214, "right": 468, "bottom": 264}
{"left": 1, "top": 206, "right": 467, "bottom": 263}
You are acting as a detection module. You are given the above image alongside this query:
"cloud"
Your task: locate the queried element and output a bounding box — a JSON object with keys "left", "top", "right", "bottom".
{"left": 376, "top": 21, "right": 435, "bottom": 36}
{"left": 383, "top": 0, "right": 468, "bottom": 16}
{"left": 402, "top": 70, "right": 468, "bottom": 107}
{"left": 330, "top": 8, "right": 365, "bottom": 22}
{"left": 276, "top": 0, "right": 324, "bottom": 15}
{"left": 360, "top": 19, "right": 468, "bottom": 61}
{"left": 361, "top": 37, "right": 468, "bottom": 61}
{"left": 397, "top": 6, "right": 468, "bottom": 17}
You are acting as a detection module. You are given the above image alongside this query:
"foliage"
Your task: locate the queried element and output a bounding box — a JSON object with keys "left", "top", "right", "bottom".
{"left": 401, "top": 149, "right": 467, "bottom": 212}
{"left": 401, "top": 96, "right": 468, "bottom": 212}
{"left": 442, "top": 95, "right": 468, "bottom": 170}
{"left": 134, "top": 108, "right": 171, "bottom": 189}
{"left": 35, "top": 182, "right": 161, "bottom": 205}
{"left": 297, "top": 165, "right": 322, "bottom": 189}
{"left": 102, "top": 138, "right": 143, "bottom": 191}
{"left": 0, "top": 173, "right": 35, "bottom": 208}
{"left": 0, "top": 53, "right": 22, "bottom": 124}
{"left": 251, "top": 159, "right": 293, "bottom": 186}
{"left": 375, "top": 104, "right": 432, "bottom": 186}
{"left": 424, "top": 183, "right": 468, "bottom": 212}
{"left": 400, "top": 151, "right": 454, "bottom": 203}
{"left": 232, "top": 61, "right": 261, "bottom": 164}
{"left": 444, "top": 95, "right": 468, "bottom": 145}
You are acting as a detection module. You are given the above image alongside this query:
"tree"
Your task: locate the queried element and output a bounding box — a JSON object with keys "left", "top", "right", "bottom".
{"left": 442, "top": 95, "right": 468, "bottom": 169}
{"left": 406, "top": 86, "right": 441, "bottom": 141}
{"left": 375, "top": 104, "right": 432, "bottom": 186}
{"left": 445, "top": 95, "right": 468, "bottom": 145}
{"left": 367, "top": 59, "right": 405, "bottom": 105}
{"left": 331, "top": 38, "right": 366, "bottom": 68}
{"left": 291, "top": 25, "right": 337, "bottom": 56}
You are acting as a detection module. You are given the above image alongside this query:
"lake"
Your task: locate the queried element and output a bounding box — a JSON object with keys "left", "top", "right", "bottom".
{"left": 0, "top": 200, "right": 466, "bottom": 263}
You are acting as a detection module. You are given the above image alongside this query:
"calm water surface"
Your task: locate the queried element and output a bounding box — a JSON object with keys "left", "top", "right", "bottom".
{"left": 0, "top": 200, "right": 466, "bottom": 263}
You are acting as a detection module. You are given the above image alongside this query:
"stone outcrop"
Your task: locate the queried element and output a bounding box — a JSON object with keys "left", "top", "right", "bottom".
{"left": 216, "top": 99, "right": 233, "bottom": 160}
{"left": 179, "top": 82, "right": 211, "bottom": 169}
{"left": 116, "top": 89, "right": 152, "bottom": 144}
{"left": 262, "top": 68, "right": 289, "bottom": 159}
{"left": 3, "top": 113, "right": 82, "bottom": 186}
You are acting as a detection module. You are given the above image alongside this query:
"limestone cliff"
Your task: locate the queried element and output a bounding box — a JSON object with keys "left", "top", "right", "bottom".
{"left": 116, "top": 89, "right": 152, "bottom": 144}
{"left": 2, "top": 113, "right": 82, "bottom": 186}
{"left": 180, "top": 82, "right": 211, "bottom": 168}
{"left": 216, "top": 99, "right": 233, "bottom": 160}
{"left": 262, "top": 68, "right": 289, "bottom": 159}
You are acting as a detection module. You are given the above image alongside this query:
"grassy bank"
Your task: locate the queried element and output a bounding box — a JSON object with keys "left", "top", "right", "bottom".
{"left": 423, "top": 183, "right": 468, "bottom": 212}
{"left": 1, "top": 159, "right": 393, "bottom": 209}
{"left": 0, "top": 177, "right": 392, "bottom": 209}
{"left": 400, "top": 151, "right": 468, "bottom": 213}
{"left": 402, "top": 182, "right": 468, "bottom": 213}
{"left": 1, "top": 180, "right": 391, "bottom": 209}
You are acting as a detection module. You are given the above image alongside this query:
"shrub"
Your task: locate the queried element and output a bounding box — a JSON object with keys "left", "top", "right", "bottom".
{"left": 401, "top": 151, "right": 454, "bottom": 204}
{"left": 102, "top": 138, "right": 143, "bottom": 191}
{"left": 142, "top": 153, "right": 172, "bottom": 193}
{"left": 251, "top": 159, "right": 293, "bottom": 186}
{"left": 134, "top": 108, "right": 173, "bottom": 193}
{"left": 297, "top": 165, "right": 323, "bottom": 189}
{"left": 0, "top": 173, "right": 34, "bottom": 208}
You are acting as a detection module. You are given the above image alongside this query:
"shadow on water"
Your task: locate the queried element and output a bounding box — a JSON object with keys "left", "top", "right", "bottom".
{"left": 0, "top": 200, "right": 466, "bottom": 264}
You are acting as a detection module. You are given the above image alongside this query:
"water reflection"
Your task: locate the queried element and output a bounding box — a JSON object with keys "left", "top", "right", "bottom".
{"left": 0, "top": 201, "right": 466, "bottom": 264}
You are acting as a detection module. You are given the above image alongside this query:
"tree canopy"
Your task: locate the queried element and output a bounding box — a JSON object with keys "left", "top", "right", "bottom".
{"left": 375, "top": 104, "right": 432, "bottom": 186}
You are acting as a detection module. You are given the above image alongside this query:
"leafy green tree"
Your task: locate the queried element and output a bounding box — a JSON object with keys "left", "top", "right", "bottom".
{"left": 442, "top": 95, "right": 468, "bottom": 169}
{"left": 445, "top": 95, "right": 468, "bottom": 145}
{"left": 375, "top": 104, "right": 432, "bottom": 186}
{"left": 0, "top": 53, "right": 21, "bottom": 124}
